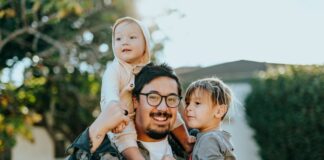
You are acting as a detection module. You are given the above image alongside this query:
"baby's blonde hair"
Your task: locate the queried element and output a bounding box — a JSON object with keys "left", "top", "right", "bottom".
{"left": 184, "top": 77, "right": 232, "bottom": 120}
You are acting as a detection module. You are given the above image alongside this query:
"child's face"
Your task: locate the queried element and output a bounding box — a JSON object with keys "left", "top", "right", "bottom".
{"left": 184, "top": 89, "right": 220, "bottom": 132}
{"left": 114, "top": 21, "right": 146, "bottom": 65}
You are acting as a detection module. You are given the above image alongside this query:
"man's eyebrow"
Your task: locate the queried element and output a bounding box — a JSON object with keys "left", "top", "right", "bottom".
{"left": 147, "top": 90, "right": 179, "bottom": 96}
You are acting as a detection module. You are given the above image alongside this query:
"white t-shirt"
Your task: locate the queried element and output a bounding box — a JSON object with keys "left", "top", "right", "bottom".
{"left": 139, "top": 137, "right": 173, "bottom": 160}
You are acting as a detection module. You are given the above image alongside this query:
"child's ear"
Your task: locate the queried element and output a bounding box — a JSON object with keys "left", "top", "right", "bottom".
{"left": 214, "top": 104, "right": 227, "bottom": 119}
{"left": 132, "top": 97, "right": 139, "bottom": 109}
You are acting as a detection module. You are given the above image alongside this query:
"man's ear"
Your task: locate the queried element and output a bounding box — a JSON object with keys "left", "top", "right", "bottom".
{"left": 214, "top": 104, "right": 227, "bottom": 119}
{"left": 133, "top": 97, "right": 139, "bottom": 109}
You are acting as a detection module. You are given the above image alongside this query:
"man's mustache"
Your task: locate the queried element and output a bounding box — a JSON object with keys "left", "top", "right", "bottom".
{"left": 149, "top": 111, "right": 172, "bottom": 118}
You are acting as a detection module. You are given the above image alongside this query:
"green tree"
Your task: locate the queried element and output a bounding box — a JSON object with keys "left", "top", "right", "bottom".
{"left": 245, "top": 66, "right": 324, "bottom": 160}
{"left": 0, "top": 0, "right": 162, "bottom": 158}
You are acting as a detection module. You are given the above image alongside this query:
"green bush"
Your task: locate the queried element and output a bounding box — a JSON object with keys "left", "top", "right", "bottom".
{"left": 245, "top": 65, "right": 324, "bottom": 160}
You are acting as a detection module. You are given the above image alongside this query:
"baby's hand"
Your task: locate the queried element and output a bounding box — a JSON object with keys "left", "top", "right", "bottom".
{"left": 111, "top": 122, "right": 127, "bottom": 133}
{"left": 187, "top": 135, "right": 196, "bottom": 144}
{"left": 162, "top": 155, "right": 175, "bottom": 160}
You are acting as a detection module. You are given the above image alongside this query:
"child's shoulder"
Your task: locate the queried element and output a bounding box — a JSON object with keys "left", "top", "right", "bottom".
{"left": 199, "top": 130, "right": 234, "bottom": 152}
{"left": 200, "top": 129, "right": 231, "bottom": 139}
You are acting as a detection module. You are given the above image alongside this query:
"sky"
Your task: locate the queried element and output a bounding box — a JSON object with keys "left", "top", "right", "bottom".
{"left": 136, "top": 0, "right": 324, "bottom": 68}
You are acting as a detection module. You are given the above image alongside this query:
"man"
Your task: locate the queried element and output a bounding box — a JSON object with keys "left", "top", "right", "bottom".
{"left": 67, "top": 63, "right": 192, "bottom": 160}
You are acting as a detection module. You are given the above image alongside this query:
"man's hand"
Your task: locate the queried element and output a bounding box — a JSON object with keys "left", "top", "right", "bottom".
{"left": 101, "top": 101, "right": 130, "bottom": 131}
{"left": 89, "top": 101, "right": 130, "bottom": 152}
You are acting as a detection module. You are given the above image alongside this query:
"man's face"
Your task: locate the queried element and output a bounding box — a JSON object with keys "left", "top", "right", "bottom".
{"left": 134, "top": 76, "right": 179, "bottom": 142}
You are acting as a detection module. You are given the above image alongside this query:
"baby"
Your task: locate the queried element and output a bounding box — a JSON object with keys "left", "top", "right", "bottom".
{"left": 101, "top": 17, "right": 193, "bottom": 159}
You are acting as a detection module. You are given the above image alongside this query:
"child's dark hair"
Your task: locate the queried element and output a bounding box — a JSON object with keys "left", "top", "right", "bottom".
{"left": 184, "top": 77, "right": 232, "bottom": 120}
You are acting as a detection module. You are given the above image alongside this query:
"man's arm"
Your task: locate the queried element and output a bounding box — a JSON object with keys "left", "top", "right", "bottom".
{"left": 66, "top": 128, "right": 117, "bottom": 160}
{"left": 171, "top": 124, "right": 195, "bottom": 153}
{"left": 66, "top": 103, "right": 129, "bottom": 159}
{"left": 89, "top": 101, "right": 130, "bottom": 152}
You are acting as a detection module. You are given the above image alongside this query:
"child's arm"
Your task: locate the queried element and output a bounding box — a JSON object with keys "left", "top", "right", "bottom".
{"left": 89, "top": 101, "right": 130, "bottom": 153}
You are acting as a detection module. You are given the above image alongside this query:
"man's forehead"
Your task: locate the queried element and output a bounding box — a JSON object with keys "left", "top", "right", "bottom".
{"left": 142, "top": 76, "right": 178, "bottom": 94}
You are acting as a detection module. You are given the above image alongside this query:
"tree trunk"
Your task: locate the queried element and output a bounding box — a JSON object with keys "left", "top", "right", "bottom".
{"left": 0, "top": 147, "right": 11, "bottom": 160}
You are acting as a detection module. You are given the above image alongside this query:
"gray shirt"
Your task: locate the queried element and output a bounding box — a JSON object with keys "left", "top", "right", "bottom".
{"left": 192, "top": 129, "right": 236, "bottom": 160}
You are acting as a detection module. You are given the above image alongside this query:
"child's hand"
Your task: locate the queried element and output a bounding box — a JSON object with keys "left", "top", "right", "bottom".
{"left": 162, "top": 155, "right": 175, "bottom": 160}
{"left": 187, "top": 135, "right": 196, "bottom": 144}
{"left": 111, "top": 121, "right": 127, "bottom": 133}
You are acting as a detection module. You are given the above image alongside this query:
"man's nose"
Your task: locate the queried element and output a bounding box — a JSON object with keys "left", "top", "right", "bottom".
{"left": 156, "top": 98, "right": 168, "bottom": 111}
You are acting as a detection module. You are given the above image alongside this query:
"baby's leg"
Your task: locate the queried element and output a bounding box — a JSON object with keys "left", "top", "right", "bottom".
{"left": 112, "top": 120, "right": 145, "bottom": 160}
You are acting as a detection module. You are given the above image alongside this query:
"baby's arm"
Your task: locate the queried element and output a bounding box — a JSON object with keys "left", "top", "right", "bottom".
{"left": 101, "top": 63, "right": 144, "bottom": 159}
{"left": 101, "top": 63, "right": 128, "bottom": 136}
{"left": 101, "top": 62, "right": 120, "bottom": 110}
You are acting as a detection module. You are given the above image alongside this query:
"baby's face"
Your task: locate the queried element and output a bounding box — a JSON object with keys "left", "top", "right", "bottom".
{"left": 114, "top": 21, "right": 146, "bottom": 65}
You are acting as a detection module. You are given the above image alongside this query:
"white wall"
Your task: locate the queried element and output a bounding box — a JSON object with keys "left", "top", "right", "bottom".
{"left": 12, "top": 127, "right": 54, "bottom": 160}
{"left": 222, "top": 83, "right": 260, "bottom": 160}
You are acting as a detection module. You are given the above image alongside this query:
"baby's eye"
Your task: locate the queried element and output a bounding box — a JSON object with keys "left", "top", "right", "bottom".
{"left": 116, "top": 37, "right": 121, "bottom": 41}
{"left": 195, "top": 102, "right": 201, "bottom": 105}
{"left": 130, "top": 36, "right": 137, "bottom": 39}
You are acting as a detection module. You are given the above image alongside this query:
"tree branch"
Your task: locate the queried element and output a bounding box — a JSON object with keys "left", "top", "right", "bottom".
{"left": 0, "top": 27, "right": 30, "bottom": 52}
{"left": 1, "top": 29, "right": 29, "bottom": 47}
{"left": 21, "top": 0, "right": 27, "bottom": 27}
{"left": 0, "top": 27, "right": 67, "bottom": 64}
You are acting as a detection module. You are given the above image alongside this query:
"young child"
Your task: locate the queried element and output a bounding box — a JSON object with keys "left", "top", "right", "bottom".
{"left": 101, "top": 17, "right": 193, "bottom": 159}
{"left": 184, "top": 77, "right": 236, "bottom": 160}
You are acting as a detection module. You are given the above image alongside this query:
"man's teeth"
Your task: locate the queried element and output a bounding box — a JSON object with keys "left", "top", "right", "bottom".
{"left": 154, "top": 116, "right": 167, "bottom": 121}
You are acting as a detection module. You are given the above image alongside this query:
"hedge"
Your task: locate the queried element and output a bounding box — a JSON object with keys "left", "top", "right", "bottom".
{"left": 245, "top": 66, "right": 324, "bottom": 160}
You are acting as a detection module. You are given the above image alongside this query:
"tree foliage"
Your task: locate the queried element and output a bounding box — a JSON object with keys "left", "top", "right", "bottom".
{"left": 245, "top": 66, "right": 324, "bottom": 160}
{"left": 0, "top": 0, "right": 162, "bottom": 157}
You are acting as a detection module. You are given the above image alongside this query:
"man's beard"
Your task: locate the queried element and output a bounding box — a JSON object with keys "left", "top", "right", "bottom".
{"left": 146, "top": 129, "right": 170, "bottom": 139}
{"left": 146, "top": 111, "right": 173, "bottom": 139}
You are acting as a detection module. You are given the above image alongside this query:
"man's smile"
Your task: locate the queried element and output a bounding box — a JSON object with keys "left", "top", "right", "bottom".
{"left": 149, "top": 112, "right": 172, "bottom": 124}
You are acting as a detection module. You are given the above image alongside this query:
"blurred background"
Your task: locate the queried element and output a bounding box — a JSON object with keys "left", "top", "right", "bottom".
{"left": 0, "top": 0, "right": 323, "bottom": 159}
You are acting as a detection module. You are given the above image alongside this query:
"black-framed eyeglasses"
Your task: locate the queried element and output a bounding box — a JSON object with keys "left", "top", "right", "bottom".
{"left": 139, "top": 92, "right": 182, "bottom": 108}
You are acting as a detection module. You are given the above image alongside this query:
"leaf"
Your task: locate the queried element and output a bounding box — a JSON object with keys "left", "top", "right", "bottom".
{"left": 32, "top": 0, "right": 41, "bottom": 13}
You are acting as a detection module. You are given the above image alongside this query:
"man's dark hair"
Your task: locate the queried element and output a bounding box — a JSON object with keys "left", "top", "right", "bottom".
{"left": 132, "top": 63, "right": 182, "bottom": 99}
